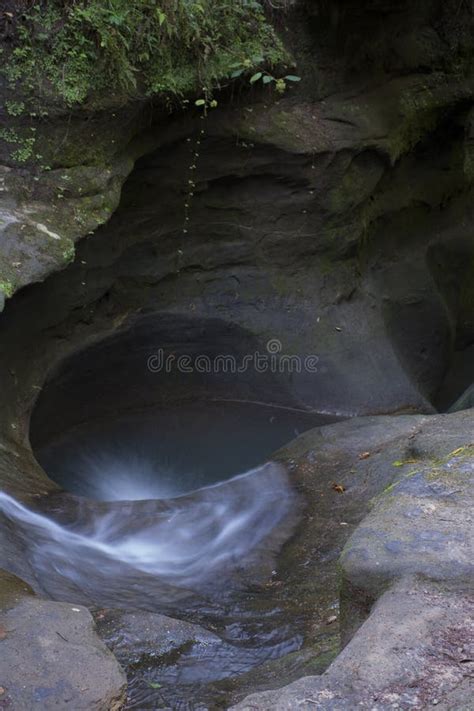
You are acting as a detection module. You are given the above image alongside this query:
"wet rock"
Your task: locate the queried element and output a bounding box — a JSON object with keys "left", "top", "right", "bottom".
{"left": 0, "top": 568, "right": 34, "bottom": 607}
{"left": 230, "top": 409, "right": 474, "bottom": 709}
{"left": 231, "top": 577, "right": 474, "bottom": 710}
{"left": 1, "top": 408, "right": 473, "bottom": 709}
{"left": 0, "top": 570, "right": 126, "bottom": 710}
{"left": 95, "top": 608, "right": 231, "bottom": 706}
{"left": 96, "top": 608, "right": 220, "bottom": 661}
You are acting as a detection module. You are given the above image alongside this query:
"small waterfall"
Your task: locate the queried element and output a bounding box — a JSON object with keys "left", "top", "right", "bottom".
{"left": 0, "top": 462, "right": 299, "bottom": 608}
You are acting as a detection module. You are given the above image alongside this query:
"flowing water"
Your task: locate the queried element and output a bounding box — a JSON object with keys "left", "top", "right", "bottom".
{"left": 1, "top": 403, "right": 339, "bottom": 708}
{"left": 0, "top": 462, "right": 298, "bottom": 601}
{"left": 0, "top": 463, "right": 307, "bottom": 709}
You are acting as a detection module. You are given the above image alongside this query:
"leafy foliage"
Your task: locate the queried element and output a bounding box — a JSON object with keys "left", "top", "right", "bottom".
{"left": 3, "top": 0, "right": 288, "bottom": 107}
{"left": 248, "top": 70, "right": 300, "bottom": 93}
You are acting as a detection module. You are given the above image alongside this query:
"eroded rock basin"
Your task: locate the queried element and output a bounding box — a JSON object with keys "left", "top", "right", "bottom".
{"left": 0, "top": 287, "right": 362, "bottom": 708}
{"left": 0, "top": 452, "right": 348, "bottom": 711}
{"left": 0, "top": 268, "right": 472, "bottom": 709}
{"left": 7, "top": 406, "right": 472, "bottom": 710}
{"left": 1, "top": 393, "right": 473, "bottom": 709}
{"left": 0, "top": 461, "right": 305, "bottom": 709}
{"left": 0, "top": 37, "right": 473, "bottom": 700}
{"left": 3, "top": 393, "right": 342, "bottom": 709}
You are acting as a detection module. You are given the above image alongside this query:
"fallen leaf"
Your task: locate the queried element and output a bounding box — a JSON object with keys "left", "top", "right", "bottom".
{"left": 331, "top": 483, "right": 346, "bottom": 494}
{"left": 0, "top": 625, "right": 8, "bottom": 640}
{"left": 326, "top": 615, "right": 337, "bottom": 624}
{"left": 148, "top": 682, "right": 162, "bottom": 689}
{"left": 359, "top": 452, "right": 370, "bottom": 460}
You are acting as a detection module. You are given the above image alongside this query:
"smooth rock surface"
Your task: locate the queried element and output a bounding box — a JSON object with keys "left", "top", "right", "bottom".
{"left": 0, "top": 573, "right": 127, "bottom": 711}
{"left": 341, "top": 445, "right": 474, "bottom": 598}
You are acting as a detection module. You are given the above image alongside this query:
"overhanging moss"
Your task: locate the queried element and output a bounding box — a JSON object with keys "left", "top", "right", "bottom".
{"left": 2, "top": 0, "right": 288, "bottom": 110}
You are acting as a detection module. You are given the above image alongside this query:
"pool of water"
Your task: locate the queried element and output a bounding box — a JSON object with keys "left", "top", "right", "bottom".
{"left": 0, "top": 461, "right": 308, "bottom": 710}
{"left": 34, "top": 401, "right": 336, "bottom": 501}
{"left": 10, "top": 401, "right": 341, "bottom": 709}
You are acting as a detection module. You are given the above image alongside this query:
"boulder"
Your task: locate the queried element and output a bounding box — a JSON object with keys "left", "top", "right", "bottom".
{"left": 0, "top": 570, "right": 127, "bottom": 711}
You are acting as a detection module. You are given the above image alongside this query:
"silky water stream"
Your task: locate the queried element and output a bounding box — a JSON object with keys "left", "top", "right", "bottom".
{"left": 1, "top": 401, "right": 338, "bottom": 709}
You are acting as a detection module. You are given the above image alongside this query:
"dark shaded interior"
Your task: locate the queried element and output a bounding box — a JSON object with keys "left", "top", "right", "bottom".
{"left": 428, "top": 240, "right": 474, "bottom": 411}
{"left": 30, "top": 314, "right": 337, "bottom": 500}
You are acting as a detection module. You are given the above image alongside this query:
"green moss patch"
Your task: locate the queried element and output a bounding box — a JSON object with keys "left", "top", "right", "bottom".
{"left": 3, "top": 1, "right": 287, "bottom": 109}
{"left": 0, "top": 280, "right": 15, "bottom": 298}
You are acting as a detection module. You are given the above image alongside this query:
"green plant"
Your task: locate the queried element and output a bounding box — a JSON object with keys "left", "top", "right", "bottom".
{"left": 0, "top": 280, "right": 15, "bottom": 298}
{"left": 228, "top": 52, "right": 300, "bottom": 93}
{"left": 5, "top": 100, "right": 26, "bottom": 116}
{"left": 3, "top": 0, "right": 289, "bottom": 108}
{"left": 0, "top": 126, "right": 38, "bottom": 163}
{"left": 249, "top": 70, "right": 300, "bottom": 93}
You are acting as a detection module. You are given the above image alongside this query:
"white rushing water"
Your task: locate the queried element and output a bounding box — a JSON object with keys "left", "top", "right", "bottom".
{"left": 0, "top": 462, "right": 298, "bottom": 601}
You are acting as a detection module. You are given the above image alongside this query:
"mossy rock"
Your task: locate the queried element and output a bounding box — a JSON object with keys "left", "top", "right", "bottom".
{"left": 341, "top": 443, "right": 474, "bottom": 598}
{"left": 1, "top": 0, "right": 288, "bottom": 112}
